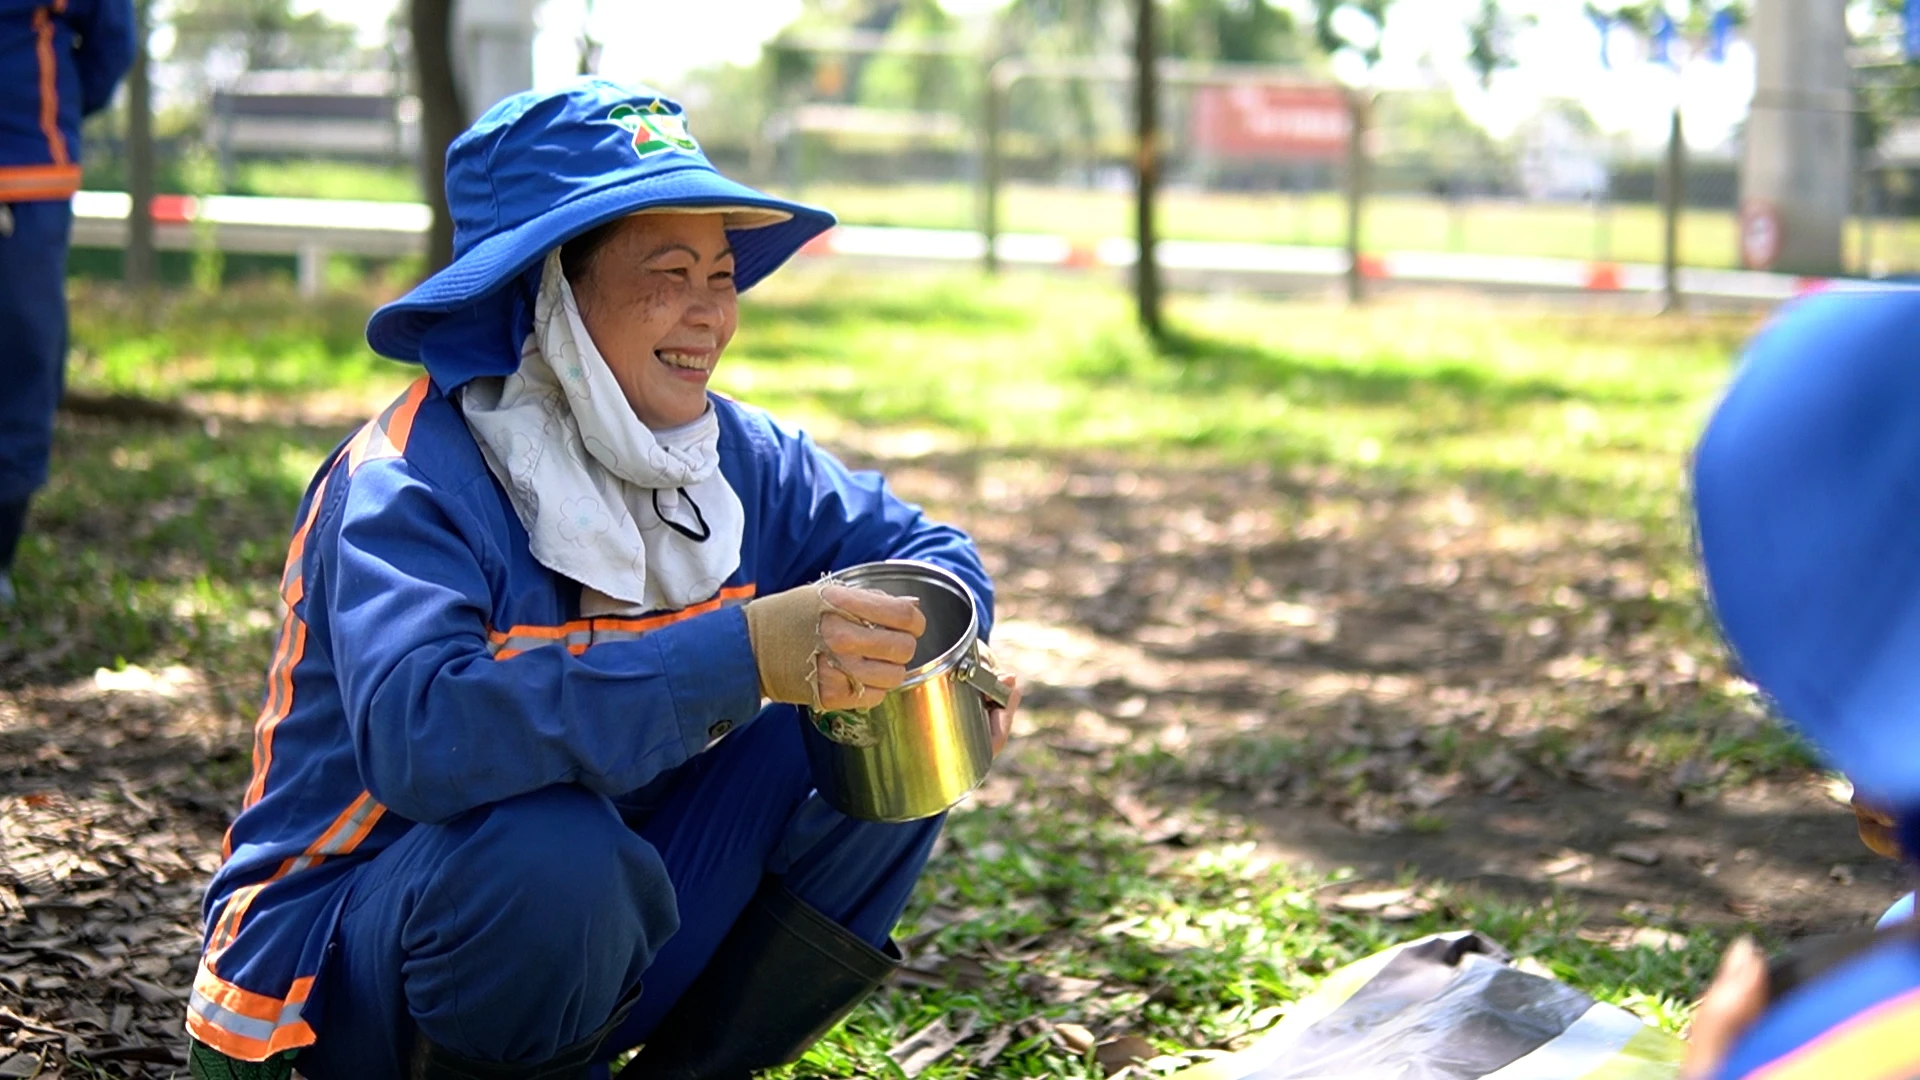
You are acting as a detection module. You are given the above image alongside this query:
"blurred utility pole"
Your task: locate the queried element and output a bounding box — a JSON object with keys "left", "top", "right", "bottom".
{"left": 1741, "top": 0, "right": 1851, "bottom": 275}
{"left": 1344, "top": 91, "right": 1368, "bottom": 305}
{"left": 980, "top": 62, "right": 1004, "bottom": 275}
{"left": 1661, "top": 106, "right": 1683, "bottom": 313}
{"left": 124, "top": 0, "right": 155, "bottom": 291}
{"left": 410, "top": 0, "right": 462, "bottom": 272}
{"left": 1133, "top": 0, "right": 1163, "bottom": 343}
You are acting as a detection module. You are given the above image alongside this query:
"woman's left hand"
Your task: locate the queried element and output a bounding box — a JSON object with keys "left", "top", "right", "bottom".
{"left": 1681, "top": 936, "right": 1769, "bottom": 1080}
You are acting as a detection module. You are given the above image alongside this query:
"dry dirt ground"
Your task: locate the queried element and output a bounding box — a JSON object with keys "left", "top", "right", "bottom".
{"left": 0, "top": 435, "right": 1902, "bottom": 1077}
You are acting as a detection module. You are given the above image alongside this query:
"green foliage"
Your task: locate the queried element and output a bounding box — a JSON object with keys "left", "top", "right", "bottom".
{"left": 855, "top": 0, "right": 968, "bottom": 112}
{"left": 165, "top": 0, "right": 364, "bottom": 73}
{"left": 1467, "top": 0, "right": 1534, "bottom": 88}
{"left": 1161, "top": 0, "right": 1303, "bottom": 63}
{"left": 1312, "top": 0, "right": 1393, "bottom": 66}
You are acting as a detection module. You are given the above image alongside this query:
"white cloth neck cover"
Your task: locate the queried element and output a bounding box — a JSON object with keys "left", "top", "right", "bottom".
{"left": 458, "top": 249, "right": 745, "bottom": 616}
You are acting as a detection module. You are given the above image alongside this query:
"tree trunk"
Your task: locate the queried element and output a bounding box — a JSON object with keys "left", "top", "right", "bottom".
{"left": 410, "top": 0, "right": 463, "bottom": 273}
{"left": 1133, "top": 0, "right": 1162, "bottom": 342}
{"left": 124, "top": 0, "right": 155, "bottom": 291}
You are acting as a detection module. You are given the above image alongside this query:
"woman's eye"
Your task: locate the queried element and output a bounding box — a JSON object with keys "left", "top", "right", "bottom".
{"left": 712, "top": 270, "right": 735, "bottom": 286}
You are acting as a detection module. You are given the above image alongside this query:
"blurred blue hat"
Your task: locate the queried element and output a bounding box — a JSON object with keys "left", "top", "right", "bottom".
{"left": 1693, "top": 287, "right": 1920, "bottom": 809}
{"left": 366, "top": 78, "right": 834, "bottom": 364}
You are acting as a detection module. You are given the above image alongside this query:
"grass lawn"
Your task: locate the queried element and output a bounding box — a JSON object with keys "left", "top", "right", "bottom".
{"left": 26, "top": 270, "right": 1787, "bottom": 1076}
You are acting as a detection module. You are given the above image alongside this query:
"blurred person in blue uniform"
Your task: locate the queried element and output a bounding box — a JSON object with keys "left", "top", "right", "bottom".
{"left": 185, "top": 79, "right": 1020, "bottom": 1080}
{"left": 1684, "top": 285, "right": 1920, "bottom": 1080}
{"left": 0, "top": 0, "right": 133, "bottom": 606}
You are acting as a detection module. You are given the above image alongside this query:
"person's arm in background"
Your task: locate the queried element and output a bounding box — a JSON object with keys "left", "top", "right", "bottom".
{"left": 70, "top": 0, "right": 134, "bottom": 118}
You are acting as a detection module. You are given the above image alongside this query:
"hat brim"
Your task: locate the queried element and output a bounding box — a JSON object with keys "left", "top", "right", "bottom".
{"left": 367, "top": 164, "right": 833, "bottom": 362}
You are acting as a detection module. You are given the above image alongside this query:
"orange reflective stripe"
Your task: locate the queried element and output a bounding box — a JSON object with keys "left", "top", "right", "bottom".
{"left": 186, "top": 1009, "right": 316, "bottom": 1062}
{"left": 271, "top": 791, "right": 385, "bottom": 878}
{"left": 490, "top": 619, "right": 592, "bottom": 645}
{"left": 204, "top": 794, "right": 386, "bottom": 982}
{"left": 237, "top": 468, "right": 335, "bottom": 813}
{"left": 1748, "top": 987, "right": 1920, "bottom": 1080}
{"left": 590, "top": 584, "right": 758, "bottom": 632}
{"left": 187, "top": 967, "right": 316, "bottom": 1058}
{"left": 386, "top": 377, "right": 429, "bottom": 456}
{"left": 32, "top": 7, "right": 68, "bottom": 167}
{"left": 489, "top": 584, "right": 758, "bottom": 659}
{"left": 348, "top": 377, "right": 431, "bottom": 473}
{"left": 208, "top": 883, "right": 264, "bottom": 960}
{"left": 0, "top": 164, "right": 81, "bottom": 200}
{"left": 213, "top": 973, "right": 312, "bottom": 1020}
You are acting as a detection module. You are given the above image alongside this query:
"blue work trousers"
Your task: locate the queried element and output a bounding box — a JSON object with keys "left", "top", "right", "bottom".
{"left": 294, "top": 704, "right": 941, "bottom": 1079}
{"left": 0, "top": 200, "right": 72, "bottom": 504}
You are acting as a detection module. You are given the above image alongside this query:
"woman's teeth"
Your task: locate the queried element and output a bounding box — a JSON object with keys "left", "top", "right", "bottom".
{"left": 656, "top": 350, "right": 712, "bottom": 372}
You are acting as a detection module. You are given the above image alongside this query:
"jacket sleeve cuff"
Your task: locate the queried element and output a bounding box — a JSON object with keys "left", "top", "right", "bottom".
{"left": 660, "top": 604, "right": 765, "bottom": 757}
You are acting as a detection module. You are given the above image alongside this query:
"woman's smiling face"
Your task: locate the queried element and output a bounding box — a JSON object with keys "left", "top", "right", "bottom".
{"left": 567, "top": 211, "right": 738, "bottom": 430}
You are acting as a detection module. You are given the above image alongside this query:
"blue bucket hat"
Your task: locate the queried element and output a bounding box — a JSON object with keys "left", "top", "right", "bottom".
{"left": 366, "top": 77, "right": 834, "bottom": 365}
{"left": 1692, "top": 286, "right": 1920, "bottom": 811}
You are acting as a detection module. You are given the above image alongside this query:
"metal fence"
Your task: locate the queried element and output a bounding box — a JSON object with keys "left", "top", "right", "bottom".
{"left": 718, "top": 40, "right": 1920, "bottom": 287}
{"left": 65, "top": 30, "right": 1920, "bottom": 294}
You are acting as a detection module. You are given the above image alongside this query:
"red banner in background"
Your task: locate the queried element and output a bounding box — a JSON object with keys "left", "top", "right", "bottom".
{"left": 1192, "top": 84, "right": 1350, "bottom": 160}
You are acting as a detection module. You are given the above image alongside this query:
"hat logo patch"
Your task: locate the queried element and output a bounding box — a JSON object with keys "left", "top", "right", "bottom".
{"left": 609, "top": 102, "right": 700, "bottom": 158}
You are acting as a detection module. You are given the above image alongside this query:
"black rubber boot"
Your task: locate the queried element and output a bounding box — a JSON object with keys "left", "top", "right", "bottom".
{"left": 629, "top": 878, "right": 901, "bottom": 1080}
{"left": 0, "top": 498, "right": 28, "bottom": 572}
{"left": 410, "top": 983, "right": 641, "bottom": 1080}
{"left": 187, "top": 1042, "right": 296, "bottom": 1080}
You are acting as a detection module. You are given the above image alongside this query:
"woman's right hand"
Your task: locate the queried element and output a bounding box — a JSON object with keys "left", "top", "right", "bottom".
{"left": 745, "top": 582, "right": 927, "bottom": 710}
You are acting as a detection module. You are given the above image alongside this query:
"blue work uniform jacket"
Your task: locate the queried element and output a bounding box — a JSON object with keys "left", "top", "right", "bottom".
{"left": 187, "top": 371, "right": 993, "bottom": 1060}
{"left": 0, "top": 0, "right": 132, "bottom": 201}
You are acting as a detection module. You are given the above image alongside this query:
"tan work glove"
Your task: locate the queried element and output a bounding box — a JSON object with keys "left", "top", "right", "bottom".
{"left": 744, "top": 582, "right": 926, "bottom": 711}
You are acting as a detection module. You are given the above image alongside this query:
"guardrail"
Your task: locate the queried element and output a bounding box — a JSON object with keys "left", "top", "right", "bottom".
{"left": 72, "top": 190, "right": 1839, "bottom": 303}
{"left": 71, "top": 191, "right": 429, "bottom": 296}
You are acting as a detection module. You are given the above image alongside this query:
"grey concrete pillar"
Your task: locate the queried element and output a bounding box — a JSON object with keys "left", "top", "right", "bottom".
{"left": 1740, "top": 0, "right": 1853, "bottom": 275}
{"left": 452, "top": 0, "right": 537, "bottom": 120}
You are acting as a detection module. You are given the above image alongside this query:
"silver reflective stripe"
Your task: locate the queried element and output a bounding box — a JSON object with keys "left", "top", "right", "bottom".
{"left": 189, "top": 987, "right": 305, "bottom": 1044}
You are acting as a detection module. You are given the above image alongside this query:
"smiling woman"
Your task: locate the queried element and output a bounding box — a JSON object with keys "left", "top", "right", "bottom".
{"left": 184, "top": 77, "right": 1019, "bottom": 1080}
{"left": 563, "top": 212, "right": 744, "bottom": 430}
